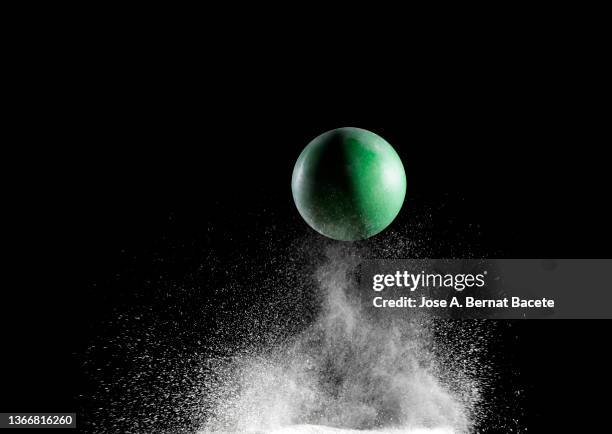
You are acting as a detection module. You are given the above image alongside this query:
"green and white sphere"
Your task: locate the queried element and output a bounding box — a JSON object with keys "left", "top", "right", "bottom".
{"left": 292, "top": 127, "right": 406, "bottom": 241}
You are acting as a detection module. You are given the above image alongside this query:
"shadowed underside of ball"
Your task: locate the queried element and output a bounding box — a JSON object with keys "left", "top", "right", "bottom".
{"left": 292, "top": 127, "right": 406, "bottom": 241}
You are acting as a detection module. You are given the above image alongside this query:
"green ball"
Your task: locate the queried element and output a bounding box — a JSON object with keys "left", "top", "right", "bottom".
{"left": 292, "top": 127, "right": 406, "bottom": 241}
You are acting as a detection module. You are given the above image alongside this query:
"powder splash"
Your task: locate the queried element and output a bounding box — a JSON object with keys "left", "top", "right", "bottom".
{"left": 200, "top": 246, "right": 481, "bottom": 433}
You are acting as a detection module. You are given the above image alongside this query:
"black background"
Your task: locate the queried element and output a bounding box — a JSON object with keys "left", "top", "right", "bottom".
{"left": 3, "top": 58, "right": 611, "bottom": 432}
